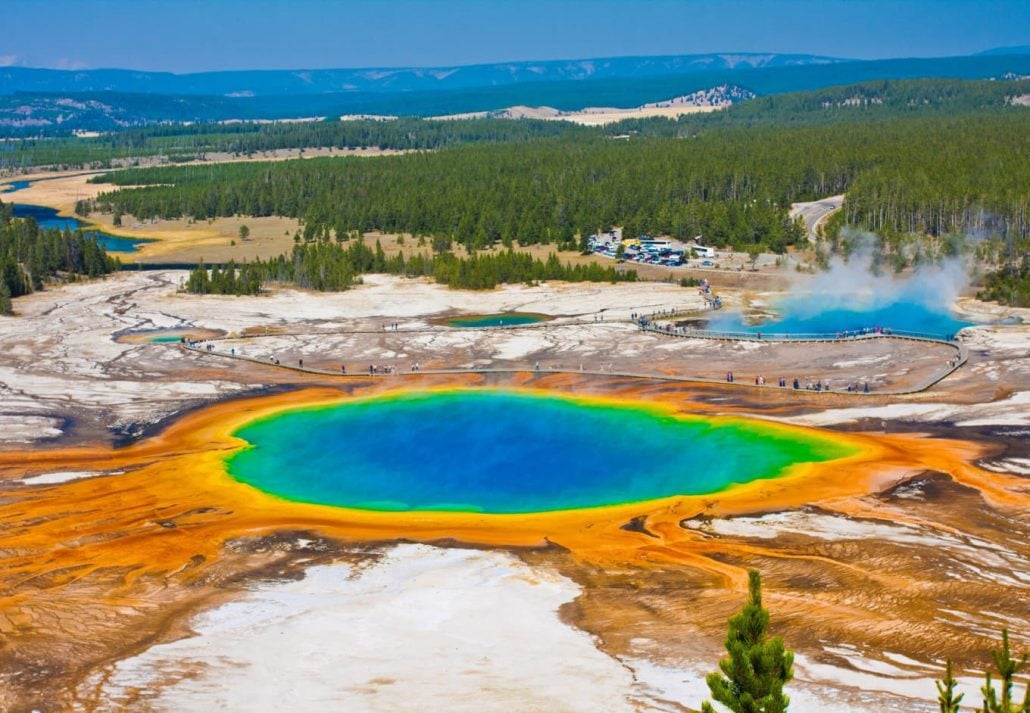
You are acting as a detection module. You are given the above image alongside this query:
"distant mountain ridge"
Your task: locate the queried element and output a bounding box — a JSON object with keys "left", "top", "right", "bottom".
{"left": 0, "top": 53, "right": 846, "bottom": 96}
{"left": 976, "top": 45, "right": 1030, "bottom": 56}
{"left": 3, "top": 53, "right": 1030, "bottom": 134}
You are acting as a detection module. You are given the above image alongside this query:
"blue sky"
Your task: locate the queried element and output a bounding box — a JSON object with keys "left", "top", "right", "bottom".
{"left": 2, "top": 0, "right": 1028, "bottom": 72}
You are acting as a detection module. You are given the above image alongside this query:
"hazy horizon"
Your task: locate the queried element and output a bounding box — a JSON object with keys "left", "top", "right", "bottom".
{"left": 1, "top": 0, "right": 1027, "bottom": 73}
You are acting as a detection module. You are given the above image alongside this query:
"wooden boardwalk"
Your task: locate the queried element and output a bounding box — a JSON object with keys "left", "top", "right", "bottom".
{"left": 179, "top": 316, "right": 969, "bottom": 397}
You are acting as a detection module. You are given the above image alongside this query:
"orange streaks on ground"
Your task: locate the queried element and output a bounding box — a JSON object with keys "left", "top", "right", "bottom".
{"left": 1, "top": 375, "right": 1023, "bottom": 608}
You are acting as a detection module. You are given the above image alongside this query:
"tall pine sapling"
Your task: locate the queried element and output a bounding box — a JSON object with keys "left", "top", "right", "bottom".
{"left": 937, "top": 659, "right": 963, "bottom": 713}
{"left": 701, "top": 570, "right": 794, "bottom": 713}
{"left": 979, "top": 629, "right": 1029, "bottom": 713}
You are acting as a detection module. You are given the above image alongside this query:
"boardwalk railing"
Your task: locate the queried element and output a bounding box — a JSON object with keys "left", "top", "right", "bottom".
{"left": 638, "top": 322, "right": 963, "bottom": 344}
{"left": 179, "top": 317, "right": 969, "bottom": 396}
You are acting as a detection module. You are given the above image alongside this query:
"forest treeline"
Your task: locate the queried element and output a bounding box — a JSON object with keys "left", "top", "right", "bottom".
{"left": 183, "top": 240, "right": 636, "bottom": 295}
{"left": 3, "top": 78, "right": 1027, "bottom": 169}
{"left": 86, "top": 136, "right": 806, "bottom": 253}
{"left": 85, "top": 112, "right": 1030, "bottom": 253}
{"left": 0, "top": 200, "right": 120, "bottom": 314}
{"left": 624, "top": 77, "right": 1030, "bottom": 135}
{"left": 0, "top": 117, "right": 594, "bottom": 170}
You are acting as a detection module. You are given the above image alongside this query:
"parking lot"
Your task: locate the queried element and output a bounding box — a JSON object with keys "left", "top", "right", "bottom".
{"left": 588, "top": 233, "right": 717, "bottom": 269}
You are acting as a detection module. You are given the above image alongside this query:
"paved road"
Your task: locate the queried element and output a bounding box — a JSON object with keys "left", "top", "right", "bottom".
{"left": 789, "top": 194, "right": 844, "bottom": 242}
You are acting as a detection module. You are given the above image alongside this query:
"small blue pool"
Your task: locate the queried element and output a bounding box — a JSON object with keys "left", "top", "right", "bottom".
{"left": 445, "top": 313, "right": 549, "bottom": 328}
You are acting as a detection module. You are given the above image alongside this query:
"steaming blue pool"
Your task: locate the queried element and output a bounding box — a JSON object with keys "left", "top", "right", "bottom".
{"left": 709, "top": 299, "right": 972, "bottom": 339}
{"left": 11, "top": 204, "right": 150, "bottom": 253}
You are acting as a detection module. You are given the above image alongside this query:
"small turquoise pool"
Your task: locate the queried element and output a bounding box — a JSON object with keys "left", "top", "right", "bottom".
{"left": 226, "top": 390, "right": 856, "bottom": 514}
{"left": 115, "top": 328, "right": 223, "bottom": 344}
{"left": 445, "top": 313, "right": 548, "bottom": 328}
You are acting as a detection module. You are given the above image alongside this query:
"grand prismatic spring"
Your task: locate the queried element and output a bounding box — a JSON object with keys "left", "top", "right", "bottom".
{"left": 227, "top": 390, "right": 857, "bottom": 513}
{"left": 2, "top": 376, "right": 1012, "bottom": 564}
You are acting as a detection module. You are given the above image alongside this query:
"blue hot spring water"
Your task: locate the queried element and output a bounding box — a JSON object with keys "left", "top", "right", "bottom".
{"left": 225, "top": 390, "right": 855, "bottom": 514}
{"left": 447, "top": 313, "right": 546, "bottom": 328}
{"left": 708, "top": 287, "right": 973, "bottom": 339}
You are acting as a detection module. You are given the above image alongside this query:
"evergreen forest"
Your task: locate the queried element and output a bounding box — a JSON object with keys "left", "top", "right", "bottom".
{"left": 3, "top": 78, "right": 1026, "bottom": 168}
{"left": 0, "top": 200, "right": 120, "bottom": 314}
{"left": 182, "top": 241, "right": 636, "bottom": 295}
{"left": 85, "top": 112, "right": 1029, "bottom": 254}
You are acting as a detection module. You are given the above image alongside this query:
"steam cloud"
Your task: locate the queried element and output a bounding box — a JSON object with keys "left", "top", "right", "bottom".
{"left": 788, "top": 228, "right": 971, "bottom": 317}
{"left": 706, "top": 228, "right": 975, "bottom": 336}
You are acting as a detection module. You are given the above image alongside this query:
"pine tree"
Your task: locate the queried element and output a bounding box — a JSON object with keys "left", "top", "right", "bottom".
{"left": 0, "top": 282, "right": 12, "bottom": 315}
{"left": 980, "top": 629, "right": 1029, "bottom": 713}
{"left": 701, "top": 570, "right": 794, "bottom": 713}
{"left": 937, "top": 659, "right": 964, "bottom": 713}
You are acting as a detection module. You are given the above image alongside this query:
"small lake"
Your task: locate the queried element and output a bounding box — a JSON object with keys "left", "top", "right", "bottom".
{"left": 10, "top": 204, "right": 150, "bottom": 253}
{"left": 1, "top": 180, "right": 32, "bottom": 194}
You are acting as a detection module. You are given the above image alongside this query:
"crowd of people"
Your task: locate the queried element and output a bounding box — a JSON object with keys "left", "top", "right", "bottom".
{"left": 635, "top": 313, "right": 695, "bottom": 335}
{"left": 836, "top": 326, "right": 893, "bottom": 339}
{"left": 698, "top": 279, "right": 723, "bottom": 309}
{"left": 364, "top": 362, "right": 424, "bottom": 375}
{"left": 726, "top": 371, "right": 872, "bottom": 393}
